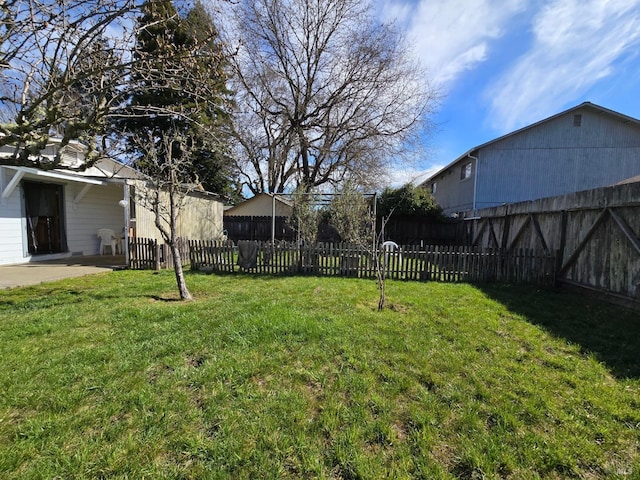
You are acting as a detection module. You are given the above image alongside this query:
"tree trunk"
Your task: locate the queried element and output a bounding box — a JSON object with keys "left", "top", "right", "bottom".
{"left": 169, "top": 187, "right": 192, "bottom": 301}
{"left": 170, "top": 243, "right": 192, "bottom": 301}
{"left": 377, "top": 281, "right": 386, "bottom": 311}
{"left": 154, "top": 187, "right": 193, "bottom": 301}
{"left": 376, "top": 256, "right": 386, "bottom": 311}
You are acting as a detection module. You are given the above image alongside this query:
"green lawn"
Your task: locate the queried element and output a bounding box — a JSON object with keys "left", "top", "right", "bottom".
{"left": 0, "top": 271, "right": 639, "bottom": 479}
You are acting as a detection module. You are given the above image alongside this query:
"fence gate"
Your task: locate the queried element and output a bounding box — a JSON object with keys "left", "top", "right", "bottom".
{"left": 469, "top": 183, "right": 640, "bottom": 308}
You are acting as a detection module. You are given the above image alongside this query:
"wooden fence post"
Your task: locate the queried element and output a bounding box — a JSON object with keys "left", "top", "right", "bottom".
{"left": 555, "top": 210, "right": 568, "bottom": 287}
{"left": 155, "top": 242, "right": 161, "bottom": 271}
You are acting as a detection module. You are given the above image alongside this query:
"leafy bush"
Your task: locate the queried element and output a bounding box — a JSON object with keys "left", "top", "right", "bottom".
{"left": 377, "top": 183, "right": 442, "bottom": 218}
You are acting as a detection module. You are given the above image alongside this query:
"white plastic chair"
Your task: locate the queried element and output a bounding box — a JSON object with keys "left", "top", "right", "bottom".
{"left": 97, "top": 228, "right": 117, "bottom": 255}
{"left": 382, "top": 241, "right": 401, "bottom": 270}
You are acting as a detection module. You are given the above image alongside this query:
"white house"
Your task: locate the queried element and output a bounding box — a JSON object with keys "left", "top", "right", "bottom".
{"left": 421, "top": 102, "right": 640, "bottom": 216}
{"left": 0, "top": 140, "right": 225, "bottom": 265}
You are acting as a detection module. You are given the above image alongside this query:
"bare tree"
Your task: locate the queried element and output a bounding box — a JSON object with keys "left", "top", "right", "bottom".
{"left": 133, "top": 128, "right": 199, "bottom": 300}
{"left": 0, "top": 0, "right": 143, "bottom": 168}
{"left": 1, "top": 1, "right": 233, "bottom": 300}
{"left": 224, "top": 0, "right": 437, "bottom": 195}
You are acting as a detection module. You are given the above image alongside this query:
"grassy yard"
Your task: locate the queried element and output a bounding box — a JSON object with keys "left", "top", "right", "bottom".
{"left": 0, "top": 270, "right": 639, "bottom": 479}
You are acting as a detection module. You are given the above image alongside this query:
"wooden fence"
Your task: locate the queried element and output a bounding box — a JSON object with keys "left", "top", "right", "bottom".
{"left": 223, "top": 215, "right": 296, "bottom": 243}
{"left": 379, "top": 215, "right": 468, "bottom": 245}
{"left": 469, "top": 182, "right": 640, "bottom": 308}
{"left": 128, "top": 237, "right": 555, "bottom": 286}
{"left": 129, "top": 238, "right": 190, "bottom": 270}
{"left": 187, "top": 240, "right": 556, "bottom": 285}
{"left": 223, "top": 214, "right": 468, "bottom": 246}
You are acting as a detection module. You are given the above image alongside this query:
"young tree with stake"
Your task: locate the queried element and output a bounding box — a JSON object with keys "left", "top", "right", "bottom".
{"left": 117, "top": 0, "right": 233, "bottom": 300}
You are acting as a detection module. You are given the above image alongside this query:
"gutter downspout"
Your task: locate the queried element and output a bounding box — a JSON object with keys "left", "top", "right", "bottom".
{"left": 468, "top": 152, "right": 479, "bottom": 216}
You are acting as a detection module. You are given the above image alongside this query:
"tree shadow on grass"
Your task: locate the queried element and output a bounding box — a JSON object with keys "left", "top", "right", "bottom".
{"left": 149, "top": 294, "right": 184, "bottom": 302}
{"left": 476, "top": 284, "right": 640, "bottom": 380}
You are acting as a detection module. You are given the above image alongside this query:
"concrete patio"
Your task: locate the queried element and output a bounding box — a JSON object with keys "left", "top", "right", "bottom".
{"left": 0, "top": 255, "right": 127, "bottom": 289}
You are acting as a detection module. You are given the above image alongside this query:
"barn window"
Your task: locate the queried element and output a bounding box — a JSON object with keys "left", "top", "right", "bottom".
{"left": 573, "top": 114, "right": 582, "bottom": 127}
{"left": 431, "top": 182, "right": 437, "bottom": 194}
{"left": 460, "top": 162, "right": 472, "bottom": 180}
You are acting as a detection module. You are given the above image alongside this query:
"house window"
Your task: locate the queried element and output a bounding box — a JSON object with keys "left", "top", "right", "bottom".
{"left": 460, "top": 162, "right": 472, "bottom": 180}
{"left": 431, "top": 182, "right": 437, "bottom": 194}
{"left": 573, "top": 114, "right": 582, "bottom": 127}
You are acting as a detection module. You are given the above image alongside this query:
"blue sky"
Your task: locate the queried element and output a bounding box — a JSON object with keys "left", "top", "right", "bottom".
{"left": 379, "top": 0, "right": 640, "bottom": 186}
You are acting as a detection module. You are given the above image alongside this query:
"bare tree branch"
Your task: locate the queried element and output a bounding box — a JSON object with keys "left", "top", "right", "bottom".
{"left": 0, "top": 0, "right": 146, "bottom": 168}
{"left": 0, "top": 0, "right": 233, "bottom": 172}
{"left": 224, "top": 0, "right": 438, "bottom": 194}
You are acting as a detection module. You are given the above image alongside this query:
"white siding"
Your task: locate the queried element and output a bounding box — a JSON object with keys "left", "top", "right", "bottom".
{"left": 0, "top": 170, "right": 27, "bottom": 264}
{"left": 0, "top": 171, "right": 127, "bottom": 265}
{"left": 64, "top": 182, "right": 126, "bottom": 255}
{"left": 0, "top": 163, "right": 222, "bottom": 264}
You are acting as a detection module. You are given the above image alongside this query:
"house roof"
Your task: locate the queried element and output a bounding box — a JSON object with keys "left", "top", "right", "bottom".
{"left": 0, "top": 165, "right": 108, "bottom": 201}
{"left": 225, "top": 193, "right": 294, "bottom": 213}
{"left": 421, "top": 101, "right": 640, "bottom": 187}
{"left": 1, "top": 138, "right": 224, "bottom": 200}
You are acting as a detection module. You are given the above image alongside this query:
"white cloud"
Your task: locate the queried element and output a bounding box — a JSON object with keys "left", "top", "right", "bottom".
{"left": 380, "top": 0, "right": 527, "bottom": 87}
{"left": 383, "top": 164, "right": 444, "bottom": 188}
{"left": 486, "top": 0, "right": 640, "bottom": 132}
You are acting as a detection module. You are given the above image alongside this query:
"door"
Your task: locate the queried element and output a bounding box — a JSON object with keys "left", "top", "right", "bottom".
{"left": 23, "top": 181, "right": 67, "bottom": 255}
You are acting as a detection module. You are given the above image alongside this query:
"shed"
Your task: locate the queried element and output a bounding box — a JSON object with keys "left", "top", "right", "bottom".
{"left": 224, "top": 193, "right": 293, "bottom": 217}
{"left": 223, "top": 193, "right": 295, "bottom": 243}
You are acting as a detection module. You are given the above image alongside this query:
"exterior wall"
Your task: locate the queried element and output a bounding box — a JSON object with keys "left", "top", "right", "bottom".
{"left": 64, "top": 182, "right": 126, "bottom": 255}
{"left": 475, "top": 107, "right": 640, "bottom": 211}
{"left": 426, "top": 158, "right": 476, "bottom": 215}
{"left": 0, "top": 170, "right": 27, "bottom": 265}
{"left": 0, "top": 142, "right": 85, "bottom": 166}
{"left": 132, "top": 182, "right": 224, "bottom": 241}
{"left": 225, "top": 194, "right": 293, "bottom": 217}
{"left": 424, "top": 105, "right": 640, "bottom": 216}
{"left": 132, "top": 184, "right": 161, "bottom": 240}
{"left": 0, "top": 145, "right": 164, "bottom": 264}
{"left": 178, "top": 193, "right": 224, "bottom": 240}
{"left": 0, "top": 170, "right": 126, "bottom": 265}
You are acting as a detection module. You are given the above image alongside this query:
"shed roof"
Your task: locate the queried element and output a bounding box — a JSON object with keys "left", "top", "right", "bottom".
{"left": 224, "top": 193, "right": 294, "bottom": 215}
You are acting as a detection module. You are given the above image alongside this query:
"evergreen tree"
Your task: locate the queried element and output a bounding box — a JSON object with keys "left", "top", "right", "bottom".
{"left": 181, "top": 1, "right": 239, "bottom": 199}
{"left": 118, "top": 0, "right": 235, "bottom": 196}
{"left": 113, "top": 0, "right": 235, "bottom": 300}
